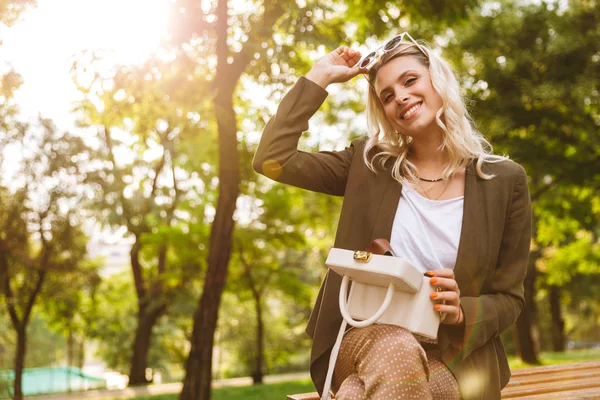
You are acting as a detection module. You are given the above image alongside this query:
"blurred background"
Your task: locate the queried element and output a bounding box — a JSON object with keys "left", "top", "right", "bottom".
{"left": 0, "top": 0, "right": 598, "bottom": 399}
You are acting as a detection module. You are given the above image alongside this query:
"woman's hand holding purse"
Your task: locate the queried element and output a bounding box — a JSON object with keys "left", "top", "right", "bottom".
{"left": 426, "top": 269, "right": 464, "bottom": 326}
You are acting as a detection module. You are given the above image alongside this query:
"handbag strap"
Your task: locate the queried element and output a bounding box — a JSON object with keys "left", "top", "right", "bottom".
{"left": 339, "top": 275, "right": 395, "bottom": 328}
{"left": 320, "top": 318, "right": 347, "bottom": 400}
{"left": 321, "top": 276, "right": 395, "bottom": 399}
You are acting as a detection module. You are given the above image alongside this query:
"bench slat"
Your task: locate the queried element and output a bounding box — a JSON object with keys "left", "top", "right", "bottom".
{"left": 505, "top": 386, "right": 600, "bottom": 399}
{"left": 510, "top": 361, "right": 600, "bottom": 377}
{"left": 501, "top": 377, "right": 600, "bottom": 398}
{"left": 506, "top": 368, "right": 600, "bottom": 387}
{"left": 286, "top": 393, "right": 319, "bottom": 400}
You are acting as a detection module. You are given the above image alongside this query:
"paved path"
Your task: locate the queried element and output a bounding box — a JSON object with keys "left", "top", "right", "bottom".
{"left": 27, "top": 372, "right": 311, "bottom": 400}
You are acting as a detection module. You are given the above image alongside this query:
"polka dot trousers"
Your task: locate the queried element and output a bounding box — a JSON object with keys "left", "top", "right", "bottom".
{"left": 331, "top": 325, "right": 461, "bottom": 399}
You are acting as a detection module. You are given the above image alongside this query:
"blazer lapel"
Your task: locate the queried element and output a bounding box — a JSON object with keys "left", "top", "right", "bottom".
{"left": 453, "top": 162, "right": 483, "bottom": 294}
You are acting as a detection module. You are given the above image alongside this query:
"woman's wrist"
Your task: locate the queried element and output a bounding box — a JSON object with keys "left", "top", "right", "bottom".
{"left": 305, "top": 68, "right": 332, "bottom": 89}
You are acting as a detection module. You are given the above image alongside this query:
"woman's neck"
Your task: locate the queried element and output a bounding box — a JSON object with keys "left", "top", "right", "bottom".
{"left": 408, "top": 137, "right": 448, "bottom": 171}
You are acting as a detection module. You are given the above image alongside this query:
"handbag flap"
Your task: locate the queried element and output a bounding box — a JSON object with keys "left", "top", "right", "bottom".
{"left": 326, "top": 248, "right": 422, "bottom": 293}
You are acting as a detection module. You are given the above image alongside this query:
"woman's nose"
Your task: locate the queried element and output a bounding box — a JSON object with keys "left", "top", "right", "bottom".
{"left": 396, "top": 93, "right": 410, "bottom": 104}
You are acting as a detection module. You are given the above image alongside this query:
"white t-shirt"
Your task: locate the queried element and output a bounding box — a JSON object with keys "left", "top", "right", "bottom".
{"left": 390, "top": 184, "right": 464, "bottom": 273}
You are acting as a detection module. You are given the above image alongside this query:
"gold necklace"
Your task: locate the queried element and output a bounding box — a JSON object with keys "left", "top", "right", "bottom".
{"left": 416, "top": 178, "right": 451, "bottom": 201}
{"left": 417, "top": 175, "right": 444, "bottom": 183}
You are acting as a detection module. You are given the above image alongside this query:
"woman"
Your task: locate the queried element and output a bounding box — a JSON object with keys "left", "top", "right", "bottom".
{"left": 252, "top": 33, "right": 531, "bottom": 400}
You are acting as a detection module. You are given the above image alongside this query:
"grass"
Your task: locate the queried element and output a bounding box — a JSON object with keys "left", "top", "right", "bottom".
{"left": 104, "top": 379, "right": 315, "bottom": 400}
{"left": 103, "top": 348, "right": 600, "bottom": 400}
{"left": 213, "top": 379, "right": 315, "bottom": 400}
{"left": 508, "top": 347, "right": 600, "bottom": 369}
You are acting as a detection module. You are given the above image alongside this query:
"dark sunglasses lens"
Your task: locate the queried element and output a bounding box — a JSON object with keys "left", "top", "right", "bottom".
{"left": 360, "top": 52, "right": 376, "bottom": 69}
{"left": 383, "top": 35, "right": 404, "bottom": 52}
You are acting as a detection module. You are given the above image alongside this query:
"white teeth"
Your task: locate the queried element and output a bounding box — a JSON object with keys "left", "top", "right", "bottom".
{"left": 402, "top": 103, "right": 421, "bottom": 119}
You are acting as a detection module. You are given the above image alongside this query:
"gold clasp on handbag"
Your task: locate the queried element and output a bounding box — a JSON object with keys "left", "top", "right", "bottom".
{"left": 353, "top": 250, "right": 372, "bottom": 262}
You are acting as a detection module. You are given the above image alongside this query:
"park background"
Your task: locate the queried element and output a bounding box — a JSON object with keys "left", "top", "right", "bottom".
{"left": 0, "top": 0, "right": 599, "bottom": 399}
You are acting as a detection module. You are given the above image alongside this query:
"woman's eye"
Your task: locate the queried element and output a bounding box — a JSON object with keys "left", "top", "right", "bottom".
{"left": 405, "top": 77, "right": 417, "bottom": 85}
{"left": 384, "top": 94, "right": 393, "bottom": 103}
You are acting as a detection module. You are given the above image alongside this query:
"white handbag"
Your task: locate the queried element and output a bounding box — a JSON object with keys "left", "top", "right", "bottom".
{"left": 320, "top": 248, "right": 442, "bottom": 400}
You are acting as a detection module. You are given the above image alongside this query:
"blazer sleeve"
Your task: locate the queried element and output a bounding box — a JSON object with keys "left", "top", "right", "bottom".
{"left": 252, "top": 77, "right": 355, "bottom": 196}
{"left": 446, "top": 165, "right": 532, "bottom": 361}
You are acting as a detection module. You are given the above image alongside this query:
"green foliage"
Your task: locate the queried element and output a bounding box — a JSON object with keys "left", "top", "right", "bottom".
{"left": 84, "top": 271, "right": 137, "bottom": 374}
{"left": 216, "top": 291, "right": 313, "bottom": 378}
{"left": 445, "top": 0, "right": 600, "bottom": 355}
{"left": 0, "top": 115, "right": 89, "bottom": 335}
{"left": 71, "top": 49, "right": 214, "bottom": 286}
{"left": 448, "top": 0, "right": 599, "bottom": 186}
{"left": 70, "top": 46, "right": 216, "bottom": 381}
{"left": 0, "top": 312, "right": 67, "bottom": 370}
{"left": 86, "top": 271, "right": 194, "bottom": 379}
{"left": 540, "top": 232, "right": 600, "bottom": 286}
{"left": 40, "top": 256, "right": 101, "bottom": 362}
{"left": 0, "top": 372, "right": 12, "bottom": 400}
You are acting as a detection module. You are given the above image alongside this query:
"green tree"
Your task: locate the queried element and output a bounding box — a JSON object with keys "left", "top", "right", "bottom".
{"left": 535, "top": 185, "right": 600, "bottom": 351}
{"left": 230, "top": 186, "right": 318, "bottom": 383}
{"left": 0, "top": 118, "right": 88, "bottom": 400}
{"left": 41, "top": 258, "right": 101, "bottom": 389}
{"left": 71, "top": 53, "right": 210, "bottom": 385}
{"left": 447, "top": 0, "right": 600, "bottom": 363}
{"left": 225, "top": 127, "right": 346, "bottom": 383}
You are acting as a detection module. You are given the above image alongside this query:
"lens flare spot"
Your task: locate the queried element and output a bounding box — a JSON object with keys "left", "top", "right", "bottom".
{"left": 262, "top": 159, "right": 282, "bottom": 180}
{"left": 460, "top": 369, "right": 486, "bottom": 398}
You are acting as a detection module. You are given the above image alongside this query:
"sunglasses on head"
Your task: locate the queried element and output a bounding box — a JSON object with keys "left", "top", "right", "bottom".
{"left": 358, "top": 32, "right": 427, "bottom": 71}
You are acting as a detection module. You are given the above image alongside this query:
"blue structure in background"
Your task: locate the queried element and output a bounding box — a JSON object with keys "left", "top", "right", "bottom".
{"left": 0, "top": 367, "right": 105, "bottom": 396}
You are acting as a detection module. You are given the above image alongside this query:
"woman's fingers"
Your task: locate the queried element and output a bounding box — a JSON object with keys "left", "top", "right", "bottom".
{"left": 430, "top": 289, "right": 459, "bottom": 303}
{"left": 334, "top": 46, "right": 361, "bottom": 65}
{"left": 428, "top": 276, "right": 460, "bottom": 293}
{"left": 426, "top": 268, "right": 455, "bottom": 279}
{"left": 434, "top": 303, "right": 461, "bottom": 321}
{"left": 426, "top": 269, "right": 462, "bottom": 325}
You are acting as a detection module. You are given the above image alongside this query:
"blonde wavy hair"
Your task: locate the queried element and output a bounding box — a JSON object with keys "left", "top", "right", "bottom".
{"left": 362, "top": 40, "right": 505, "bottom": 183}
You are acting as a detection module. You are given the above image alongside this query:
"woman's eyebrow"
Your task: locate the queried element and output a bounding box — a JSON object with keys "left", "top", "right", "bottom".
{"left": 378, "top": 70, "right": 418, "bottom": 99}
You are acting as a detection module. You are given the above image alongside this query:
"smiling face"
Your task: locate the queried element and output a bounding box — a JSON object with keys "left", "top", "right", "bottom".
{"left": 374, "top": 55, "right": 443, "bottom": 139}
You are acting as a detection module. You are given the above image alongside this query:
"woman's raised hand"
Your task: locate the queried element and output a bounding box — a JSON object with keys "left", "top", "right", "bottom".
{"left": 426, "top": 269, "right": 464, "bottom": 326}
{"left": 305, "top": 46, "right": 364, "bottom": 89}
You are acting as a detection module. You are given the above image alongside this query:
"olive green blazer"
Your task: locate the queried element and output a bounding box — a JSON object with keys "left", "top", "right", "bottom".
{"left": 253, "top": 77, "right": 532, "bottom": 400}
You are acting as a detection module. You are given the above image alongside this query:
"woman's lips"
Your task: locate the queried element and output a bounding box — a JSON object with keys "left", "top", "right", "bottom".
{"left": 401, "top": 102, "right": 422, "bottom": 120}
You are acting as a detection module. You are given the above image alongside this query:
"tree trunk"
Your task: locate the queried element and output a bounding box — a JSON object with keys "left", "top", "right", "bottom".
{"left": 128, "top": 306, "right": 165, "bottom": 385}
{"left": 177, "top": 0, "right": 285, "bottom": 396}
{"left": 77, "top": 337, "right": 85, "bottom": 369}
{"left": 514, "top": 256, "right": 541, "bottom": 364}
{"left": 13, "top": 327, "right": 26, "bottom": 400}
{"left": 3, "top": 264, "right": 45, "bottom": 400}
{"left": 549, "top": 285, "right": 565, "bottom": 352}
{"left": 251, "top": 290, "right": 264, "bottom": 384}
{"left": 78, "top": 337, "right": 85, "bottom": 384}
{"left": 179, "top": 75, "right": 240, "bottom": 400}
{"left": 67, "top": 328, "right": 73, "bottom": 392}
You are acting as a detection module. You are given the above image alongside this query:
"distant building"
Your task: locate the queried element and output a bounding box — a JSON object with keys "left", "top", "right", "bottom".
{"left": 86, "top": 235, "right": 131, "bottom": 277}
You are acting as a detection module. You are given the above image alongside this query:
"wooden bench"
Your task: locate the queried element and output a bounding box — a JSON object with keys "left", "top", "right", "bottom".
{"left": 287, "top": 360, "right": 600, "bottom": 399}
